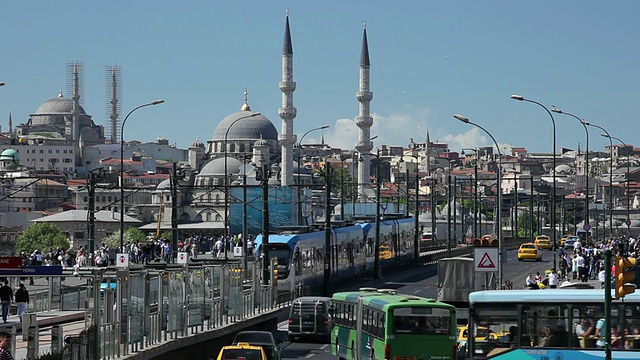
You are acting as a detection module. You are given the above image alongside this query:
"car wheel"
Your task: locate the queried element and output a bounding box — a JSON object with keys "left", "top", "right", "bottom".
{"left": 518, "top": 258, "right": 522, "bottom": 262}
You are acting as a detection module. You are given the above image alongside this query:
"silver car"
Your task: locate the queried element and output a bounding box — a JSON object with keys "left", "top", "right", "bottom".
{"left": 564, "top": 236, "right": 580, "bottom": 250}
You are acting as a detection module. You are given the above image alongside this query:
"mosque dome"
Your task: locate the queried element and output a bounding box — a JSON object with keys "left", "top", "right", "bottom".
{"left": 156, "top": 179, "right": 171, "bottom": 190}
{"left": 35, "top": 91, "right": 87, "bottom": 115}
{"left": 197, "top": 157, "right": 244, "bottom": 177}
{"left": 190, "top": 138, "right": 205, "bottom": 148}
{"left": 0, "top": 149, "right": 19, "bottom": 162}
{"left": 211, "top": 111, "right": 278, "bottom": 142}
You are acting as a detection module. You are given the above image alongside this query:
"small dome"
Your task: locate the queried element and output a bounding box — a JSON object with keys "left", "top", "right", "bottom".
{"left": 156, "top": 179, "right": 171, "bottom": 190}
{"left": 35, "top": 91, "right": 87, "bottom": 115}
{"left": 212, "top": 111, "right": 278, "bottom": 141}
{"left": 555, "top": 164, "right": 572, "bottom": 174}
{"left": 0, "top": 148, "right": 19, "bottom": 162}
{"left": 190, "top": 138, "right": 205, "bottom": 148}
{"left": 197, "top": 157, "right": 244, "bottom": 177}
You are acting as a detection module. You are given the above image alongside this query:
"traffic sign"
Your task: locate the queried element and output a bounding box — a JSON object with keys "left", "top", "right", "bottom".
{"left": 583, "top": 223, "right": 591, "bottom": 231}
{"left": 177, "top": 252, "right": 188, "bottom": 264}
{"left": 474, "top": 248, "right": 498, "bottom": 273}
{"left": 116, "top": 253, "right": 129, "bottom": 268}
{"left": 626, "top": 219, "right": 632, "bottom": 226}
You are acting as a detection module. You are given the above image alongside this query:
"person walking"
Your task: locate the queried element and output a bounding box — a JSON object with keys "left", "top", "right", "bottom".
{"left": 548, "top": 269, "right": 558, "bottom": 289}
{"left": 14, "top": 283, "right": 29, "bottom": 322}
{"left": 0, "top": 330, "right": 15, "bottom": 360}
{"left": 0, "top": 282, "right": 13, "bottom": 323}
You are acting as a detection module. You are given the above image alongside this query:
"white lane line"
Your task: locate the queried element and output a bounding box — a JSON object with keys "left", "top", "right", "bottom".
{"left": 305, "top": 353, "right": 315, "bottom": 358}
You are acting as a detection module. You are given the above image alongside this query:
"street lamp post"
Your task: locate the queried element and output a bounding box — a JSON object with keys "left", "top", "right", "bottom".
{"left": 454, "top": 114, "right": 504, "bottom": 286}
{"left": 399, "top": 154, "right": 420, "bottom": 265}
{"left": 120, "top": 100, "right": 164, "bottom": 254}
{"left": 552, "top": 108, "right": 591, "bottom": 237}
{"left": 604, "top": 134, "right": 631, "bottom": 234}
{"left": 223, "top": 112, "right": 262, "bottom": 259}
{"left": 584, "top": 121, "right": 614, "bottom": 238}
{"left": 511, "top": 95, "right": 558, "bottom": 271}
{"left": 297, "top": 125, "right": 329, "bottom": 225}
{"left": 463, "top": 148, "right": 480, "bottom": 240}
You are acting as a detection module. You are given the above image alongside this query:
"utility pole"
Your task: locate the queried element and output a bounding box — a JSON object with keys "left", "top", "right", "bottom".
{"left": 414, "top": 170, "right": 419, "bottom": 266}
{"left": 242, "top": 171, "right": 248, "bottom": 271}
{"left": 261, "top": 163, "right": 270, "bottom": 285}
{"left": 323, "top": 165, "right": 332, "bottom": 295}
{"left": 171, "top": 162, "right": 178, "bottom": 262}
{"left": 87, "top": 171, "right": 96, "bottom": 261}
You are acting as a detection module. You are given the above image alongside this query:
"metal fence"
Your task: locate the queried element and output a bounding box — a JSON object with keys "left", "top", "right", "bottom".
{"left": 52, "top": 260, "right": 285, "bottom": 359}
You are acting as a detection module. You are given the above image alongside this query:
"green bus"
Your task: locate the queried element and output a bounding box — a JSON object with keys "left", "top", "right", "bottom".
{"left": 331, "top": 288, "right": 457, "bottom": 360}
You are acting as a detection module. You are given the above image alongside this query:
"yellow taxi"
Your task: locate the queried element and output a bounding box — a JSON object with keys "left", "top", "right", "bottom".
{"left": 534, "top": 235, "right": 552, "bottom": 250}
{"left": 216, "top": 342, "right": 267, "bottom": 360}
{"left": 379, "top": 245, "right": 392, "bottom": 260}
{"left": 517, "top": 242, "right": 542, "bottom": 262}
{"left": 559, "top": 234, "right": 571, "bottom": 248}
{"left": 457, "top": 325, "right": 499, "bottom": 343}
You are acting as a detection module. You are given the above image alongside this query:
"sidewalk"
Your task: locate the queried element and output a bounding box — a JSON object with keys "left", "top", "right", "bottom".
{"left": 0, "top": 310, "right": 85, "bottom": 360}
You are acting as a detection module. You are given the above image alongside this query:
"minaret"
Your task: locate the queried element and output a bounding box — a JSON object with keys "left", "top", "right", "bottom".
{"left": 109, "top": 67, "right": 120, "bottom": 143}
{"left": 355, "top": 23, "right": 373, "bottom": 201}
{"left": 278, "top": 10, "right": 297, "bottom": 186}
{"left": 72, "top": 64, "right": 81, "bottom": 143}
{"left": 8, "top": 111, "right": 12, "bottom": 133}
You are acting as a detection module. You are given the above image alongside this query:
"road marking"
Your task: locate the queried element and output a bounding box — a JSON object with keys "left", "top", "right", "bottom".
{"left": 305, "top": 353, "right": 315, "bottom": 358}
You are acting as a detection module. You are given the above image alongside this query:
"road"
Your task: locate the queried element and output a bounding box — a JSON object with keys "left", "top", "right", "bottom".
{"left": 274, "top": 247, "right": 560, "bottom": 360}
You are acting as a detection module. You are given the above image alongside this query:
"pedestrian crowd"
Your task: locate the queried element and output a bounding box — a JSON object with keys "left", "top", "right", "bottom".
{"left": 524, "top": 234, "right": 639, "bottom": 290}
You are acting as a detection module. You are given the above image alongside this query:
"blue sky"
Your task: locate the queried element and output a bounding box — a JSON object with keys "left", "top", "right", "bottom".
{"left": 0, "top": 1, "right": 638, "bottom": 155}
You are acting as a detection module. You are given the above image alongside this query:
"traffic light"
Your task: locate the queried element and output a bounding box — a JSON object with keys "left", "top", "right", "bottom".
{"left": 615, "top": 255, "right": 637, "bottom": 299}
{"left": 473, "top": 234, "right": 499, "bottom": 247}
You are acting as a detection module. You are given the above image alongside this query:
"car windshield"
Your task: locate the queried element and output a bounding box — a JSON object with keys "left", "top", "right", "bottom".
{"left": 222, "top": 349, "right": 262, "bottom": 360}
{"left": 233, "top": 332, "right": 274, "bottom": 345}
{"left": 521, "top": 245, "right": 535, "bottom": 249}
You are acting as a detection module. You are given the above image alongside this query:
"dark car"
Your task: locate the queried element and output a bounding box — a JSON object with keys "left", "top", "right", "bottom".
{"left": 231, "top": 331, "right": 281, "bottom": 360}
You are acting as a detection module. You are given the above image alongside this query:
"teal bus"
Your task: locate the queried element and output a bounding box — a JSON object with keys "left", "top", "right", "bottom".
{"left": 466, "top": 289, "right": 640, "bottom": 359}
{"left": 330, "top": 288, "right": 457, "bottom": 360}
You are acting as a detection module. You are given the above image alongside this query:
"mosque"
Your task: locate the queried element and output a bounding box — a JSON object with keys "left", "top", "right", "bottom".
{"left": 146, "top": 12, "right": 375, "bottom": 235}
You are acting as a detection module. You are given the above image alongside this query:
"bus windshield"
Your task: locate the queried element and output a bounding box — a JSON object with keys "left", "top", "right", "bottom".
{"left": 392, "top": 307, "right": 451, "bottom": 335}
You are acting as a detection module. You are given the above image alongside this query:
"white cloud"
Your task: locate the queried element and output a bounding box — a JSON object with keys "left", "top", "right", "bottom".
{"left": 321, "top": 107, "right": 512, "bottom": 155}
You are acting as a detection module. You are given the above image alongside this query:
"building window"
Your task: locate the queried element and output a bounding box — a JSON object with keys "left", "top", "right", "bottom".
{"left": 75, "top": 232, "right": 84, "bottom": 239}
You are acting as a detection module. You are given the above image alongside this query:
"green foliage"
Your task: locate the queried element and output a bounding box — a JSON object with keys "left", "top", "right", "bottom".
{"left": 101, "top": 227, "right": 149, "bottom": 248}
{"left": 16, "top": 223, "right": 69, "bottom": 255}
{"left": 517, "top": 210, "right": 538, "bottom": 238}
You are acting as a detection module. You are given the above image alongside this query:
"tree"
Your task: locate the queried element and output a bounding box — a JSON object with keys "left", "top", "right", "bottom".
{"left": 101, "top": 227, "right": 149, "bottom": 249}
{"left": 15, "top": 223, "right": 69, "bottom": 255}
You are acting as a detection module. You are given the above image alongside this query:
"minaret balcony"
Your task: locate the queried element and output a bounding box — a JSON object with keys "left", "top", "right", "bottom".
{"left": 278, "top": 107, "right": 297, "bottom": 119}
{"left": 279, "top": 81, "right": 297, "bottom": 92}
{"left": 356, "top": 91, "right": 373, "bottom": 102}
{"left": 355, "top": 116, "right": 373, "bottom": 128}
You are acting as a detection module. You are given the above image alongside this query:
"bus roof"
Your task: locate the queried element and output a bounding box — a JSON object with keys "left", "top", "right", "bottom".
{"left": 469, "top": 289, "right": 640, "bottom": 304}
{"left": 332, "top": 289, "right": 454, "bottom": 311}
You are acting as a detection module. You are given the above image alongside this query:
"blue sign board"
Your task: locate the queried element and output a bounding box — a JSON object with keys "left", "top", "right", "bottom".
{"left": 228, "top": 186, "right": 293, "bottom": 235}
{"left": 0, "top": 266, "right": 63, "bottom": 276}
